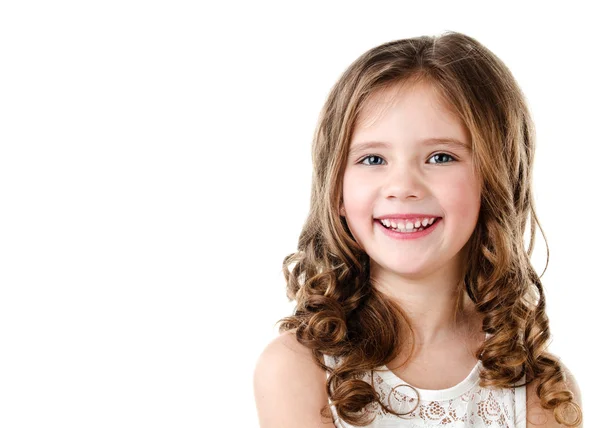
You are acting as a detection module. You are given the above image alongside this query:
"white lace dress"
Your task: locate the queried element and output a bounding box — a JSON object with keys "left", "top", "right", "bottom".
{"left": 323, "top": 354, "right": 527, "bottom": 428}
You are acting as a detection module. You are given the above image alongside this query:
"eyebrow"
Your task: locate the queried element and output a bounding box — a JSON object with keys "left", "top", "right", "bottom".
{"left": 349, "top": 138, "right": 471, "bottom": 156}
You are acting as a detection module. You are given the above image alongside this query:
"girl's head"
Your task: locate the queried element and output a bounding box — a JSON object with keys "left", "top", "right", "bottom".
{"left": 307, "top": 31, "right": 536, "bottom": 293}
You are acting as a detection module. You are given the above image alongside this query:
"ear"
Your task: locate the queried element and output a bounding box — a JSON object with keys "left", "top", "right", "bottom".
{"left": 339, "top": 203, "right": 346, "bottom": 217}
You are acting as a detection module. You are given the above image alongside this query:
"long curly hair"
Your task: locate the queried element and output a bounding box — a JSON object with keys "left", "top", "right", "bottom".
{"left": 277, "top": 31, "right": 582, "bottom": 427}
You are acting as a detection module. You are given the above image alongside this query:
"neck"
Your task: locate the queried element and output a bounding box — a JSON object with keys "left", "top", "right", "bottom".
{"left": 370, "top": 258, "right": 478, "bottom": 348}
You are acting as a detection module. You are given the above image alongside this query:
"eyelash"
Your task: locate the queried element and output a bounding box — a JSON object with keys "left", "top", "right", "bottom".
{"left": 358, "top": 153, "right": 457, "bottom": 166}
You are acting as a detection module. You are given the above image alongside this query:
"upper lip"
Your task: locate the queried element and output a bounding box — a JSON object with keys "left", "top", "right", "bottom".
{"left": 375, "top": 213, "right": 442, "bottom": 220}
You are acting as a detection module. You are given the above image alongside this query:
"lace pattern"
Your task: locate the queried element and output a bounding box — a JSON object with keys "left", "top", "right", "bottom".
{"left": 325, "top": 355, "right": 525, "bottom": 428}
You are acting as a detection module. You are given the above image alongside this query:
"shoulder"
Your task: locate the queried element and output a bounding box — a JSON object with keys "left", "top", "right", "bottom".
{"left": 253, "top": 329, "right": 335, "bottom": 428}
{"left": 525, "top": 359, "right": 583, "bottom": 427}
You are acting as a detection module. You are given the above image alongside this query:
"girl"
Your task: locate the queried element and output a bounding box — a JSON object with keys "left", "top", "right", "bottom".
{"left": 254, "top": 32, "right": 583, "bottom": 427}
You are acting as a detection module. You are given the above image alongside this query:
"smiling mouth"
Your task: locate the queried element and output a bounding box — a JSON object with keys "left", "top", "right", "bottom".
{"left": 376, "top": 217, "right": 440, "bottom": 233}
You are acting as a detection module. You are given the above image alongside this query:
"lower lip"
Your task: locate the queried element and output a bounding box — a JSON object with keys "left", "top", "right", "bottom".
{"left": 375, "top": 218, "right": 442, "bottom": 240}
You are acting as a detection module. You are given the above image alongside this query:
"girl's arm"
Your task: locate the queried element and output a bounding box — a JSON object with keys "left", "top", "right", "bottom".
{"left": 253, "top": 330, "right": 336, "bottom": 428}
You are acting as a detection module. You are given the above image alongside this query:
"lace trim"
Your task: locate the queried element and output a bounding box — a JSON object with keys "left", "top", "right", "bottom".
{"left": 378, "top": 360, "right": 481, "bottom": 401}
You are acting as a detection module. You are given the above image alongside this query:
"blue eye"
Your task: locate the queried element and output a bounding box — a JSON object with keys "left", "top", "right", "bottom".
{"left": 359, "top": 155, "right": 385, "bottom": 166}
{"left": 427, "top": 153, "right": 456, "bottom": 164}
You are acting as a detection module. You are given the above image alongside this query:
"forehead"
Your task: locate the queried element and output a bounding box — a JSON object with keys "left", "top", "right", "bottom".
{"left": 353, "top": 80, "right": 467, "bottom": 139}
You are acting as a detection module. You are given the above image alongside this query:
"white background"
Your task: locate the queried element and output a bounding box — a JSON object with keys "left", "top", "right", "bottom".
{"left": 0, "top": 1, "right": 597, "bottom": 427}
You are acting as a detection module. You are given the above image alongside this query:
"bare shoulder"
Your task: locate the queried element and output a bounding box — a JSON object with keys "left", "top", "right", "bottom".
{"left": 253, "top": 329, "right": 335, "bottom": 428}
{"left": 526, "top": 359, "right": 583, "bottom": 427}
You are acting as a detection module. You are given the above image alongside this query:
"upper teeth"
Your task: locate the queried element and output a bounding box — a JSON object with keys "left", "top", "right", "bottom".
{"left": 380, "top": 217, "right": 438, "bottom": 230}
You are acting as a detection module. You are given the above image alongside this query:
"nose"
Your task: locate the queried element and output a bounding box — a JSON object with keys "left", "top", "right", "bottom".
{"left": 382, "top": 164, "right": 426, "bottom": 200}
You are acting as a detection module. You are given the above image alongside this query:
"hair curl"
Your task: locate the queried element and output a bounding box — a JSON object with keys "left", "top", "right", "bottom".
{"left": 277, "top": 31, "right": 582, "bottom": 427}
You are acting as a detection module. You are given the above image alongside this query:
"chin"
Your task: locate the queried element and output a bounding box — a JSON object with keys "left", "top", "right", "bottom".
{"left": 382, "top": 263, "right": 432, "bottom": 278}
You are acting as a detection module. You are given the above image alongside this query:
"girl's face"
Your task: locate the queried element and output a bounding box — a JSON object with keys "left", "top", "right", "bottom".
{"left": 341, "top": 81, "right": 481, "bottom": 281}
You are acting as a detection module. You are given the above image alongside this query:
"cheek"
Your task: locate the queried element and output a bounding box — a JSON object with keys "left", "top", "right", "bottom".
{"left": 343, "top": 174, "right": 363, "bottom": 203}
{"left": 442, "top": 174, "right": 481, "bottom": 219}
{"left": 342, "top": 174, "right": 374, "bottom": 220}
